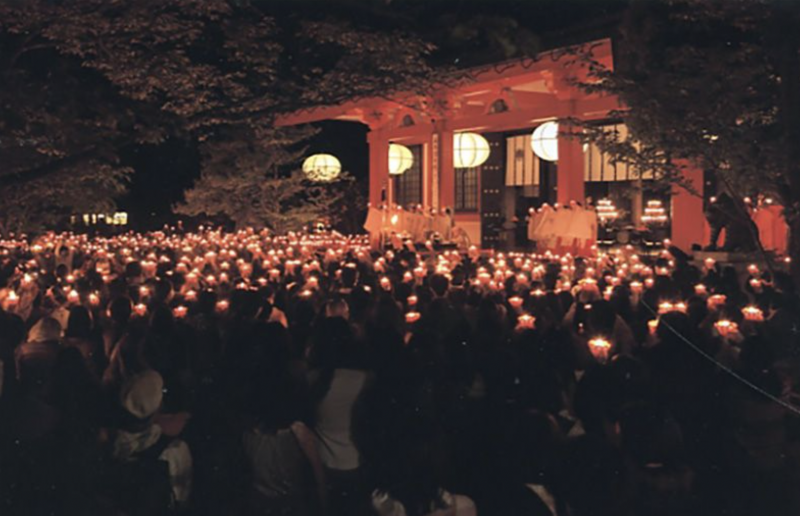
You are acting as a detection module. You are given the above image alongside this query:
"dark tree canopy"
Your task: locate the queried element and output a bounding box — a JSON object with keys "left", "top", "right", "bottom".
{"left": 576, "top": 0, "right": 800, "bottom": 276}
{"left": 0, "top": 0, "right": 455, "bottom": 231}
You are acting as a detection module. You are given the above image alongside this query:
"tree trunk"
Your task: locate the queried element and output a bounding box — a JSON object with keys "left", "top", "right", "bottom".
{"left": 790, "top": 218, "right": 800, "bottom": 287}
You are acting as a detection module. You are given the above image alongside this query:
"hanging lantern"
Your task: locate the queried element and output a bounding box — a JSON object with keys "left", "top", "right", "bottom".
{"left": 453, "top": 132, "right": 490, "bottom": 168}
{"left": 302, "top": 153, "right": 342, "bottom": 182}
{"left": 388, "top": 144, "right": 413, "bottom": 175}
{"left": 531, "top": 121, "right": 559, "bottom": 162}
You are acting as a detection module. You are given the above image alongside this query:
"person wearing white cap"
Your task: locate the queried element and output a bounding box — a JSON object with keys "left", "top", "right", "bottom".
{"left": 112, "top": 369, "right": 193, "bottom": 506}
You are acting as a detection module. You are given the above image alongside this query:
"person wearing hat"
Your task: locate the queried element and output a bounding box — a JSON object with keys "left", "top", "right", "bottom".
{"left": 112, "top": 369, "right": 193, "bottom": 506}
{"left": 15, "top": 316, "right": 62, "bottom": 396}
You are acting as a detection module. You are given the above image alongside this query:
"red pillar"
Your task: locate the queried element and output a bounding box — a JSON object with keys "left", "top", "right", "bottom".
{"left": 367, "top": 130, "right": 389, "bottom": 207}
{"left": 437, "top": 122, "right": 455, "bottom": 211}
{"left": 556, "top": 126, "right": 585, "bottom": 205}
{"left": 671, "top": 163, "right": 705, "bottom": 252}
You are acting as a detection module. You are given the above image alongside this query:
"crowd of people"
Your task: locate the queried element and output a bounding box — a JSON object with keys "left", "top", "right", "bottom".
{"left": 0, "top": 227, "right": 798, "bottom": 516}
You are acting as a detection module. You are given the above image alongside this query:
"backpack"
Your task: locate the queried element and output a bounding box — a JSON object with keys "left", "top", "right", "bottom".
{"left": 104, "top": 436, "right": 174, "bottom": 516}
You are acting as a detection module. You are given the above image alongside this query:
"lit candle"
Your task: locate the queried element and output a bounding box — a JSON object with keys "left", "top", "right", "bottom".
{"left": 380, "top": 277, "right": 392, "bottom": 291}
{"left": 134, "top": 303, "right": 148, "bottom": 317}
{"left": 508, "top": 296, "right": 524, "bottom": 309}
{"left": 516, "top": 313, "right": 536, "bottom": 330}
{"left": 714, "top": 319, "right": 737, "bottom": 337}
{"left": 742, "top": 305, "right": 764, "bottom": 322}
{"left": 630, "top": 281, "right": 643, "bottom": 294}
{"left": 407, "top": 295, "right": 418, "bottom": 307}
{"left": 89, "top": 292, "right": 100, "bottom": 307}
{"left": 405, "top": 311, "right": 421, "bottom": 324}
{"left": 749, "top": 278, "right": 762, "bottom": 290}
{"left": 747, "top": 264, "right": 759, "bottom": 276}
{"left": 644, "top": 278, "right": 655, "bottom": 289}
{"left": 588, "top": 337, "right": 612, "bottom": 363}
{"left": 694, "top": 284, "right": 707, "bottom": 296}
{"left": 185, "top": 290, "right": 197, "bottom": 302}
{"left": 707, "top": 294, "right": 726, "bottom": 310}
{"left": 215, "top": 300, "right": 229, "bottom": 313}
{"left": 68, "top": 289, "right": 80, "bottom": 305}
{"left": 648, "top": 319, "right": 659, "bottom": 335}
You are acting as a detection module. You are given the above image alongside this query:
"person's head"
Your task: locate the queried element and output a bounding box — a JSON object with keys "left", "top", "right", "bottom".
{"left": 65, "top": 306, "right": 92, "bottom": 339}
{"left": 429, "top": 274, "right": 449, "bottom": 298}
{"left": 119, "top": 369, "right": 163, "bottom": 427}
{"left": 324, "top": 296, "right": 350, "bottom": 320}
{"left": 27, "top": 317, "right": 62, "bottom": 343}
{"left": 108, "top": 296, "right": 133, "bottom": 326}
{"left": 308, "top": 316, "right": 359, "bottom": 370}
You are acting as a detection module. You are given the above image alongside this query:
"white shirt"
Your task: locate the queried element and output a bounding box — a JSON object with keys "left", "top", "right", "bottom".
{"left": 314, "top": 369, "right": 368, "bottom": 471}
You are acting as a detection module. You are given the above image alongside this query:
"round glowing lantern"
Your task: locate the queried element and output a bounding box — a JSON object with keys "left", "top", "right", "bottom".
{"left": 302, "top": 153, "right": 341, "bottom": 182}
{"left": 531, "top": 121, "right": 559, "bottom": 162}
{"left": 453, "top": 132, "right": 490, "bottom": 168}
{"left": 388, "top": 144, "right": 413, "bottom": 175}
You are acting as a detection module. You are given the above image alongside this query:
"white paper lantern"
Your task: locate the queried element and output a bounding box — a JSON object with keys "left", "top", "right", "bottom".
{"left": 531, "top": 121, "right": 559, "bottom": 162}
{"left": 388, "top": 144, "right": 414, "bottom": 175}
{"left": 453, "top": 132, "right": 490, "bottom": 168}
{"left": 302, "top": 153, "right": 342, "bottom": 182}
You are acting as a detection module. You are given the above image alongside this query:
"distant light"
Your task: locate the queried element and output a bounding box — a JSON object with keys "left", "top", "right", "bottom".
{"left": 454, "top": 132, "right": 491, "bottom": 168}
{"left": 388, "top": 144, "right": 413, "bottom": 175}
{"left": 531, "top": 121, "right": 559, "bottom": 162}
{"left": 302, "top": 153, "right": 341, "bottom": 182}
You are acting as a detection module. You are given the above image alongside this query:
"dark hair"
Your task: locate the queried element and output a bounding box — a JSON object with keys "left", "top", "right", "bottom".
{"left": 65, "top": 306, "right": 92, "bottom": 340}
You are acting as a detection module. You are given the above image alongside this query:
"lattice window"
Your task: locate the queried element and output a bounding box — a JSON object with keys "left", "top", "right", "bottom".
{"left": 455, "top": 167, "right": 479, "bottom": 212}
{"left": 393, "top": 144, "right": 423, "bottom": 207}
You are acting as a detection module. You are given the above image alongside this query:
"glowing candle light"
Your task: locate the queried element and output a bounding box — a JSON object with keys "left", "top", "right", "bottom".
{"left": 134, "top": 303, "right": 148, "bottom": 317}
{"left": 714, "top": 319, "right": 738, "bottom": 337}
{"left": 516, "top": 313, "right": 536, "bottom": 330}
{"left": 89, "top": 292, "right": 100, "bottom": 307}
{"left": 742, "top": 305, "right": 764, "bottom": 322}
{"left": 6, "top": 290, "right": 19, "bottom": 307}
{"left": 644, "top": 278, "right": 655, "bottom": 289}
{"left": 508, "top": 296, "right": 524, "bottom": 309}
{"left": 68, "top": 289, "right": 80, "bottom": 304}
{"left": 173, "top": 305, "right": 188, "bottom": 318}
{"left": 630, "top": 281, "right": 643, "bottom": 294}
{"left": 405, "top": 311, "right": 421, "bottom": 324}
{"left": 694, "top": 284, "right": 708, "bottom": 296}
{"left": 648, "top": 319, "right": 659, "bottom": 335}
{"left": 379, "top": 277, "right": 392, "bottom": 291}
{"left": 749, "top": 278, "right": 762, "bottom": 290}
{"left": 707, "top": 294, "right": 726, "bottom": 310}
{"left": 185, "top": 290, "right": 197, "bottom": 302}
{"left": 407, "top": 295, "right": 418, "bottom": 307}
{"left": 215, "top": 300, "right": 229, "bottom": 313}
{"left": 588, "top": 337, "right": 612, "bottom": 363}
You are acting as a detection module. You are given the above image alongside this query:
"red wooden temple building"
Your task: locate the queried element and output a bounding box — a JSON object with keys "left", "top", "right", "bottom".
{"left": 279, "top": 39, "right": 785, "bottom": 254}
